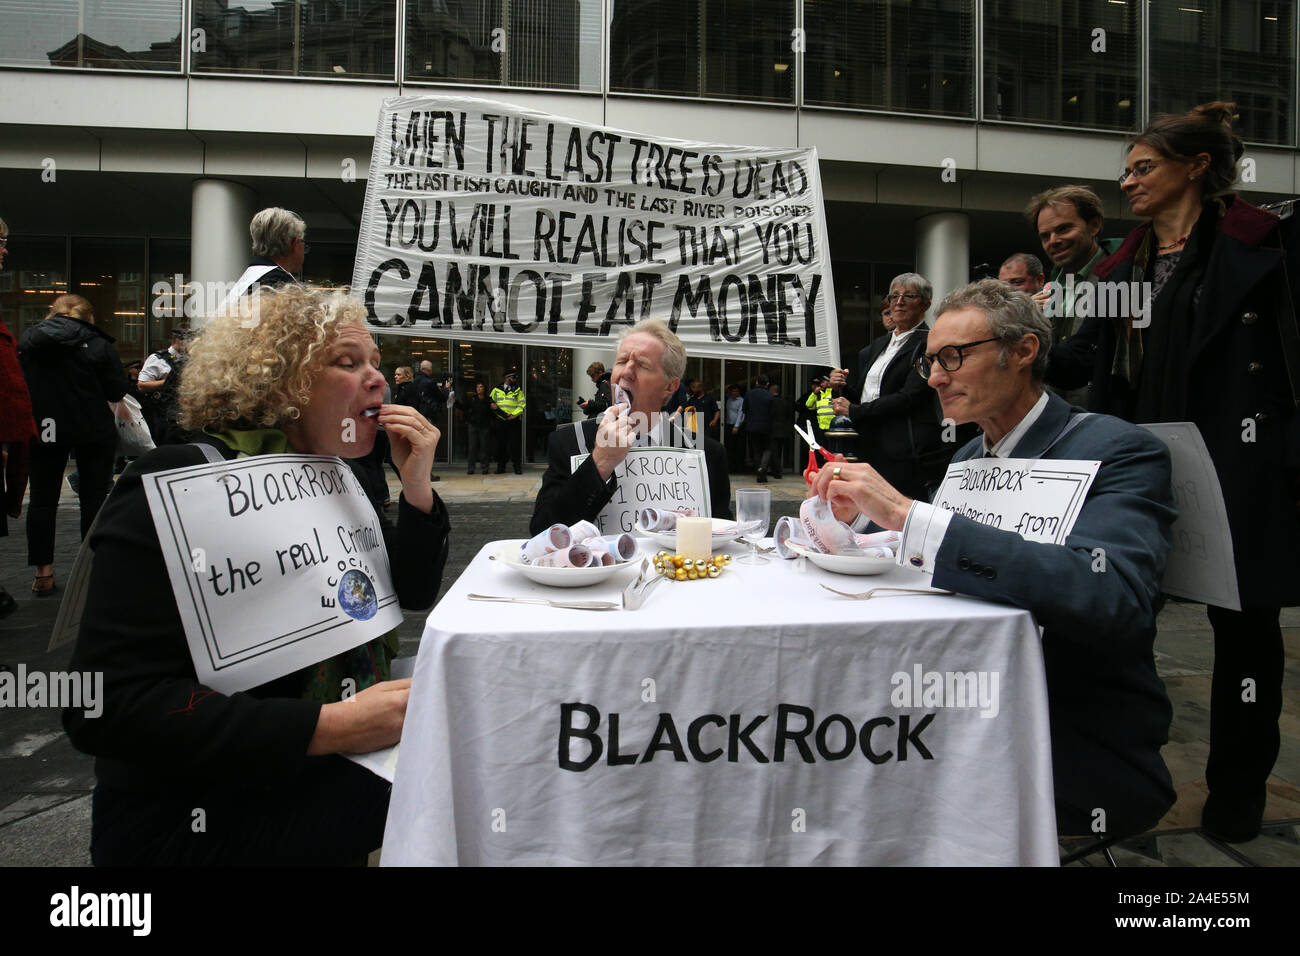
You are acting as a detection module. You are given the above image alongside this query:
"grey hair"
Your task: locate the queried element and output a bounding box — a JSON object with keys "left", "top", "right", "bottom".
{"left": 935, "top": 279, "right": 1052, "bottom": 381}
{"left": 890, "top": 272, "right": 933, "bottom": 303}
{"left": 617, "top": 319, "right": 687, "bottom": 382}
{"left": 999, "top": 253, "right": 1045, "bottom": 278}
{"left": 250, "top": 207, "right": 305, "bottom": 258}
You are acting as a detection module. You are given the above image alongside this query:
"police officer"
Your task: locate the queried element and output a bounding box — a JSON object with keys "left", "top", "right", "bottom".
{"left": 137, "top": 327, "right": 194, "bottom": 445}
{"left": 490, "top": 369, "right": 526, "bottom": 474}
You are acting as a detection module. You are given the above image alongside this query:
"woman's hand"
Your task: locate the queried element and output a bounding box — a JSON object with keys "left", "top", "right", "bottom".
{"left": 380, "top": 404, "right": 439, "bottom": 513}
{"left": 307, "top": 678, "right": 410, "bottom": 755}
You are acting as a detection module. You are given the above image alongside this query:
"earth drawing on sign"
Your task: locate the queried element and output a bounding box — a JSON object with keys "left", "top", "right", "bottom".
{"left": 338, "top": 569, "right": 378, "bottom": 621}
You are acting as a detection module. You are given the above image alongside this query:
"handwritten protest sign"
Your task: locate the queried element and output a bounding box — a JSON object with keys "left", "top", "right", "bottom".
{"left": 352, "top": 95, "right": 838, "bottom": 365}
{"left": 1140, "top": 423, "right": 1240, "bottom": 611}
{"left": 931, "top": 458, "right": 1101, "bottom": 544}
{"left": 571, "top": 446, "right": 710, "bottom": 534}
{"left": 144, "top": 454, "right": 402, "bottom": 695}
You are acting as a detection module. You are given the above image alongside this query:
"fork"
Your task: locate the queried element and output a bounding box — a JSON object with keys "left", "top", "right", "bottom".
{"left": 819, "top": 584, "right": 954, "bottom": 600}
{"left": 468, "top": 593, "right": 619, "bottom": 610}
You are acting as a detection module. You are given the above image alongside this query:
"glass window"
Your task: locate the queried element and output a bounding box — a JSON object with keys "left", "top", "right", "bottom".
{"left": 406, "top": 0, "right": 602, "bottom": 91}
{"left": 377, "top": 335, "right": 453, "bottom": 464}
{"left": 609, "top": 0, "right": 795, "bottom": 103}
{"left": 804, "top": 0, "right": 975, "bottom": 117}
{"left": 147, "top": 237, "right": 190, "bottom": 358}
{"left": 0, "top": 236, "right": 68, "bottom": 342}
{"left": 0, "top": 0, "right": 182, "bottom": 70}
{"left": 71, "top": 238, "right": 148, "bottom": 357}
{"left": 983, "top": 0, "right": 1138, "bottom": 130}
{"left": 524, "top": 345, "right": 572, "bottom": 463}
{"left": 192, "top": 0, "right": 396, "bottom": 79}
{"left": 1149, "top": 0, "right": 1294, "bottom": 145}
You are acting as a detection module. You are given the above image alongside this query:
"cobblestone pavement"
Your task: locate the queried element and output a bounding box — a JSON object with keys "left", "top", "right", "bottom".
{"left": 1, "top": 467, "right": 1296, "bottom": 866}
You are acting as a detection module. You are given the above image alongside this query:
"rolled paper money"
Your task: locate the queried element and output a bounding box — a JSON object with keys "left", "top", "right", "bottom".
{"left": 531, "top": 544, "right": 595, "bottom": 568}
{"left": 598, "top": 551, "right": 615, "bottom": 566}
{"left": 521, "top": 524, "right": 572, "bottom": 562}
{"left": 798, "top": 496, "right": 861, "bottom": 555}
{"left": 774, "top": 515, "right": 812, "bottom": 559}
{"left": 584, "top": 533, "right": 637, "bottom": 562}
{"left": 636, "top": 508, "right": 699, "bottom": 532}
{"left": 568, "top": 519, "right": 602, "bottom": 541}
{"left": 859, "top": 546, "right": 896, "bottom": 559}
{"left": 854, "top": 530, "right": 902, "bottom": 550}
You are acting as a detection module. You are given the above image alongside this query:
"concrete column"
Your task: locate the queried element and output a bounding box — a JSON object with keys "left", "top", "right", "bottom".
{"left": 915, "top": 212, "right": 970, "bottom": 324}
{"left": 190, "top": 179, "right": 256, "bottom": 327}
{"left": 571, "top": 346, "right": 615, "bottom": 418}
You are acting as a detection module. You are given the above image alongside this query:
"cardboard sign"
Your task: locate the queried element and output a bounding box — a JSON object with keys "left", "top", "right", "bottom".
{"left": 1141, "top": 422, "right": 1241, "bottom": 611}
{"left": 143, "top": 454, "right": 402, "bottom": 695}
{"left": 931, "top": 457, "right": 1101, "bottom": 544}
{"left": 352, "top": 95, "right": 839, "bottom": 365}
{"left": 571, "top": 446, "right": 710, "bottom": 534}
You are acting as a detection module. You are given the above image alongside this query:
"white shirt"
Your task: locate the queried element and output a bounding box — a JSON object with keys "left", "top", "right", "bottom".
{"left": 138, "top": 347, "right": 179, "bottom": 383}
{"left": 860, "top": 326, "right": 922, "bottom": 404}
{"left": 896, "top": 391, "right": 1050, "bottom": 572}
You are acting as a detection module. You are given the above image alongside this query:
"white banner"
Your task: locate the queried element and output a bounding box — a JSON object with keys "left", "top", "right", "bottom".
{"left": 143, "top": 454, "right": 403, "bottom": 695}
{"left": 352, "top": 95, "right": 839, "bottom": 365}
{"left": 571, "top": 446, "right": 710, "bottom": 534}
{"left": 931, "top": 457, "right": 1101, "bottom": 544}
{"left": 1140, "top": 422, "right": 1241, "bottom": 611}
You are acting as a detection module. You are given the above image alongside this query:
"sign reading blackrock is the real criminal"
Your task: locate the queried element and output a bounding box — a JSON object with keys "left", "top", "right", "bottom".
{"left": 352, "top": 96, "right": 840, "bottom": 365}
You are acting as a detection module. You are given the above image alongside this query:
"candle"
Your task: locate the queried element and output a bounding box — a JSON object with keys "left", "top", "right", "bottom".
{"left": 675, "top": 516, "right": 712, "bottom": 561}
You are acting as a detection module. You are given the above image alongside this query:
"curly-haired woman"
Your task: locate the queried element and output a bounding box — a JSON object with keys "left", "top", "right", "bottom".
{"left": 63, "top": 285, "right": 450, "bottom": 865}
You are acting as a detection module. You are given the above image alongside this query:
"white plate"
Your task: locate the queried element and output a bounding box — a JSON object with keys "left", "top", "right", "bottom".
{"left": 493, "top": 540, "right": 643, "bottom": 588}
{"left": 788, "top": 542, "right": 897, "bottom": 576}
{"left": 640, "top": 518, "right": 740, "bottom": 551}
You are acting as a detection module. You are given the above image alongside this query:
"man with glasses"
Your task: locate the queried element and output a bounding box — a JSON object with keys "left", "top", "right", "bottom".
{"left": 827, "top": 273, "right": 947, "bottom": 499}
{"left": 812, "top": 279, "right": 1177, "bottom": 840}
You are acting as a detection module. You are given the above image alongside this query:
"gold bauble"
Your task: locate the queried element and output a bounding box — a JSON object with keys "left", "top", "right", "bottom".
{"left": 707, "top": 565, "right": 721, "bottom": 578}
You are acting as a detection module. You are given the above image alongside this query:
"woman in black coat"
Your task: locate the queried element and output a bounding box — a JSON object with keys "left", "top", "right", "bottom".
{"left": 63, "top": 285, "right": 450, "bottom": 865}
{"left": 19, "top": 294, "right": 128, "bottom": 595}
{"left": 1054, "top": 102, "right": 1300, "bottom": 842}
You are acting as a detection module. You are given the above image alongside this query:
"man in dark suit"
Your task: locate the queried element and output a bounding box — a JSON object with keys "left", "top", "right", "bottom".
{"left": 814, "top": 279, "right": 1177, "bottom": 838}
{"left": 531, "top": 320, "right": 731, "bottom": 535}
{"left": 828, "top": 273, "right": 949, "bottom": 500}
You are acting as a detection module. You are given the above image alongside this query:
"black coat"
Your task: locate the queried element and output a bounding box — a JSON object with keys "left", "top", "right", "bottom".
{"left": 531, "top": 418, "right": 732, "bottom": 535}
{"left": 63, "top": 436, "right": 450, "bottom": 795}
{"left": 1052, "top": 197, "right": 1300, "bottom": 608}
{"left": 19, "top": 314, "right": 128, "bottom": 445}
{"left": 843, "top": 327, "right": 948, "bottom": 494}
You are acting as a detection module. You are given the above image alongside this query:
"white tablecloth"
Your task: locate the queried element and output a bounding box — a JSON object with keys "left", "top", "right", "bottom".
{"left": 382, "top": 541, "right": 1058, "bottom": 866}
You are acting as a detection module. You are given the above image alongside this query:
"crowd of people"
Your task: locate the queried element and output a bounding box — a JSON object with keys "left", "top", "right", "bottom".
{"left": 0, "top": 99, "right": 1295, "bottom": 862}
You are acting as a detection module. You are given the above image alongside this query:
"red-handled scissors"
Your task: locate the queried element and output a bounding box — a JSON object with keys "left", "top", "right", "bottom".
{"left": 794, "top": 421, "right": 845, "bottom": 487}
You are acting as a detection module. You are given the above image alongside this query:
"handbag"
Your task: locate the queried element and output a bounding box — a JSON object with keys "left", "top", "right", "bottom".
{"left": 112, "top": 394, "right": 156, "bottom": 457}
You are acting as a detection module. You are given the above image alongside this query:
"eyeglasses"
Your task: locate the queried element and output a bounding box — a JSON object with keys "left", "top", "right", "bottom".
{"left": 1118, "top": 160, "right": 1162, "bottom": 185}
{"left": 916, "top": 338, "right": 1000, "bottom": 380}
{"left": 887, "top": 292, "right": 923, "bottom": 303}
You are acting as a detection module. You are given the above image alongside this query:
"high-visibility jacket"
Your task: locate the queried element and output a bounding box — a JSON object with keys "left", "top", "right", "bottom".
{"left": 807, "top": 387, "right": 834, "bottom": 429}
{"left": 491, "top": 385, "right": 525, "bottom": 419}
